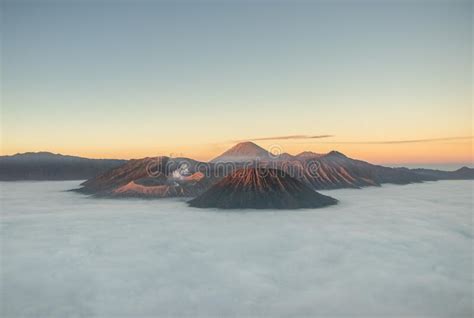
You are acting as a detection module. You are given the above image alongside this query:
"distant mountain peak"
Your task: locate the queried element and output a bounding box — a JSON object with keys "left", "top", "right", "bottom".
{"left": 228, "top": 141, "right": 266, "bottom": 152}
{"left": 11, "top": 151, "right": 61, "bottom": 157}
{"left": 211, "top": 141, "right": 269, "bottom": 162}
{"left": 234, "top": 141, "right": 260, "bottom": 147}
{"left": 326, "top": 150, "right": 347, "bottom": 158}
{"left": 296, "top": 151, "right": 323, "bottom": 158}
{"left": 1, "top": 151, "right": 76, "bottom": 162}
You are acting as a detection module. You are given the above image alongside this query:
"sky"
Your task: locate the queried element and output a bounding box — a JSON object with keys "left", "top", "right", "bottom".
{"left": 1, "top": 0, "right": 472, "bottom": 165}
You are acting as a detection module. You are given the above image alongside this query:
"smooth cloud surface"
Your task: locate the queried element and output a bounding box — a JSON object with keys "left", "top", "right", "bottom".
{"left": 1, "top": 180, "right": 472, "bottom": 317}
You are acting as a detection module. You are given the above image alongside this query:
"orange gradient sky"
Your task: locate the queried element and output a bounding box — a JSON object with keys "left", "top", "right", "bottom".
{"left": 1, "top": 1, "right": 472, "bottom": 166}
{"left": 2, "top": 134, "right": 472, "bottom": 165}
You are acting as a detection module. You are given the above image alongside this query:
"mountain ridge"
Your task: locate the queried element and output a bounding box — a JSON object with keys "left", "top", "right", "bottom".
{"left": 2, "top": 144, "right": 472, "bottom": 187}
{"left": 0, "top": 152, "right": 126, "bottom": 181}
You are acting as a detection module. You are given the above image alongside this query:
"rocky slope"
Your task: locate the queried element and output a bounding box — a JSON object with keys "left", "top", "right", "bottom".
{"left": 76, "top": 156, "right": 216, "bottom": 198}
{"left": 272, "top": 150, "right": 431, "bottom": 189}
{"left": 188, "top": 168, "right": 338, "bottom": 209}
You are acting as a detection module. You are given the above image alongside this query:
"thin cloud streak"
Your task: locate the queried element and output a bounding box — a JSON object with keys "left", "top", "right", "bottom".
{"left": 305, "top": 136, "right": 474, "bottom": 145}
{"left": 234, "top": 135, "right": 334, "bottom": 142}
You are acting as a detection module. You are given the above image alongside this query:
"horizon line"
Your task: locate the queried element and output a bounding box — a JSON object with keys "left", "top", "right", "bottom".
{"left": 1, "top": 149, "right": 472, "bottom": 167}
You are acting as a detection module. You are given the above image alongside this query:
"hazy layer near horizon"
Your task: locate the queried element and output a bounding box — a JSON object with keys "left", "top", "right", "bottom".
{"left": 387, "top": 163, "right": 473, "bottom": 171}
{"left": 1, "top": 180, "right": 472, "bottom": 317}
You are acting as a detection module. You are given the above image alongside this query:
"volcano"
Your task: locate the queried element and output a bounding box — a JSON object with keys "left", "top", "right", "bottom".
{"left": 188, "top": 168, "right": 338, "bottom": 209}
{"left": 211, "top": 141, "right": 270, "bottom": 163}
{"left": 75, "top": 156, "right": 216, "bottom": 198}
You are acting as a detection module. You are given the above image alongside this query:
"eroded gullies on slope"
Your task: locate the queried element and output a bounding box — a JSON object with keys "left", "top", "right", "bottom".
{"left": 188, "top": 168, "right": 338, "bottom": 209}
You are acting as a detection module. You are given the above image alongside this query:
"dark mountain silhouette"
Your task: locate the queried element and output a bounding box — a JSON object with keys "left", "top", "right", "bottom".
{"left": 188, "top": 168, "right": 338, "bottom": 209}
{"left": 0, "top": 152, "right": 126, "bottom": 181}
{"left": 409, "top": 167, "right": 474, "bottom": 180}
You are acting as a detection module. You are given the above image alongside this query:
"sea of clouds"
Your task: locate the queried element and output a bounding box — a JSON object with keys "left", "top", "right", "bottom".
{"left": 1, "top": 180, "right": 472, "bottom": 317}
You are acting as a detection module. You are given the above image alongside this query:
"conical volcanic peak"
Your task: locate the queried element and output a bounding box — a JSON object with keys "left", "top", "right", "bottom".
{"left": 325, "top": 150, "right": 347, "bottom": 158}
{"left": 210, "top": 141, "right": 270, "bottom": 163}
{"left": 188, "top": 168, "right": 338, "bottom": 209}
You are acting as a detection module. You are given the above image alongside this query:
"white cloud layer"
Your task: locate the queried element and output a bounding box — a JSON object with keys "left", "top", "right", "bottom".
{"left": 1, "top": 180, "right": 472, "bottom": 317}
